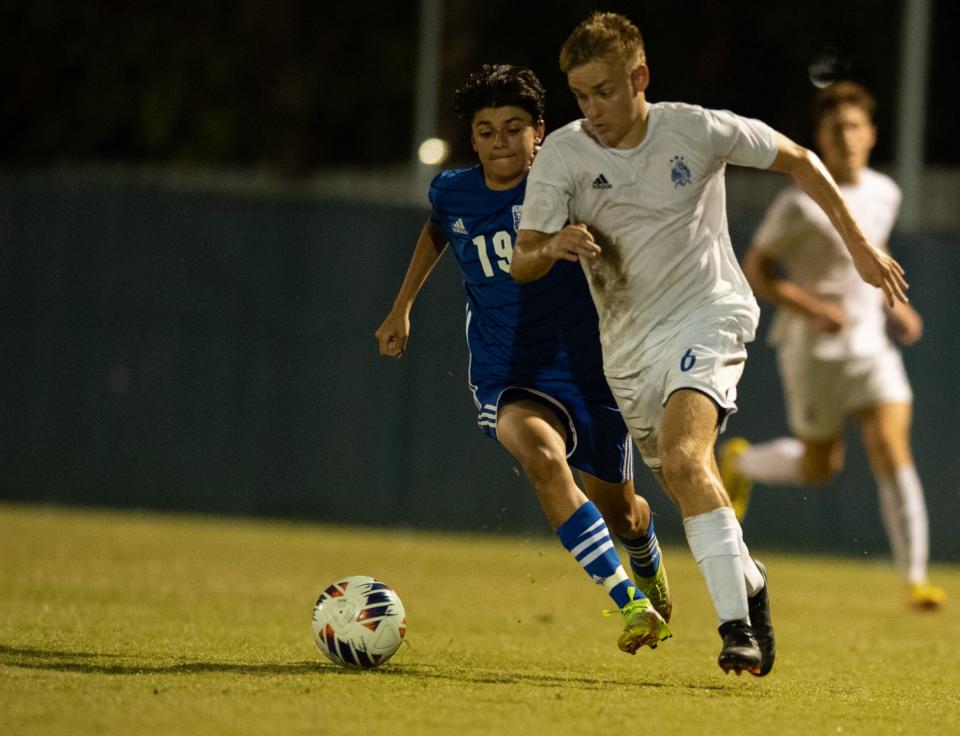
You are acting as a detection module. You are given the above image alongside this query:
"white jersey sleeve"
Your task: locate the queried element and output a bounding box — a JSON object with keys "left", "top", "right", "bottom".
{"left": 519, "top": 138, "right": 573, "bottom": 234}
{"left": 704, "top": 108, "right": 778, "bottom": 170}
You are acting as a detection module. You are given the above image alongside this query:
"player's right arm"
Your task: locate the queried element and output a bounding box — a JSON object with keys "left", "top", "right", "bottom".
{"left": 512, "top": 131, "right": 591, "bottom": 283}
{"left": 375, "top": 218, "right": 447, "bottom": 358}
{"left": 511, "top": 224, "right": 600, "bottom": 283}
{"left": 767, "top": 133, "right": 908, "bottom": 307}
{"left": 742, "top": 244, "right": 845, "bottom": 333}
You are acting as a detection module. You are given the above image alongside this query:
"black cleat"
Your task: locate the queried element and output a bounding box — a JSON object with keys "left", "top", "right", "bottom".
{"left": 748, "top": 560, "right": 776, "bottom": 676}
{"left": 717, "top": 619, "right": 761, "bottom": 676}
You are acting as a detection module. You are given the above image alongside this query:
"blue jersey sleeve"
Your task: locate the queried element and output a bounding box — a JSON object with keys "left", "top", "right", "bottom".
{"left": 426, "top": 165, "right": 607, "bottom": 389}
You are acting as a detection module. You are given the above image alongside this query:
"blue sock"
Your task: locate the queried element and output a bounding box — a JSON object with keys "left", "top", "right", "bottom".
{"left": 556, "top": 501, "right": 642, "bottom": 609}
{"left": 618, "top": 515, "right": 661, "bottom": 579}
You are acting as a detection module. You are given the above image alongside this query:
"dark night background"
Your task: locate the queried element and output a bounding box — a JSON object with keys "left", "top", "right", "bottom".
{"left": 2, "top": 1, "right": 958, "bottom": 173}
{"left": 2, "top": 1, "right": 960, "bottom": 560}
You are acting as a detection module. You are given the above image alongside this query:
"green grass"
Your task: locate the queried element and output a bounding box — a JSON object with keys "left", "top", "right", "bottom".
{"left": 1, "top": 502, "right": 958, "bottom": 735}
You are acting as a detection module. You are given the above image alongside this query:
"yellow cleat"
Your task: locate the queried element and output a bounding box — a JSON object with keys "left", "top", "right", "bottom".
{"left": 719, "top": 437, "right": 753, "bottom": 521}
{"left": 634, "top": 543, "right": 672, "bottom": 623}
{"left": 909, "top": 582, "right": 946, "bottom": 611}
{"left": 613, "top": 596, "right": 672, "bottom": 654}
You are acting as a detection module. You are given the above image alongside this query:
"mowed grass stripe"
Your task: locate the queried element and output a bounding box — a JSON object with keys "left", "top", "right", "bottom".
{"left": 1, "top": 502, "right": 957, "bottom": 736}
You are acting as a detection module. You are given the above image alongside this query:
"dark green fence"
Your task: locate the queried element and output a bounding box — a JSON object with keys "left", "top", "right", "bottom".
{"left": 1, "top": 172, "right": 957, "bottom": 561}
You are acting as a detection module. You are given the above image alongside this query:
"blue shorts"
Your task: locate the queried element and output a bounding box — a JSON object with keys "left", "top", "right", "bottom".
{"left": 472, "top": 379, "right": 634, "bottom": 484}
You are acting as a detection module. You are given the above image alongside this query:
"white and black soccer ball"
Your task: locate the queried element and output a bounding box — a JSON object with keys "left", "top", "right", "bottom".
{"left": 311, "top": 576, "right": 407, "bottom": 668}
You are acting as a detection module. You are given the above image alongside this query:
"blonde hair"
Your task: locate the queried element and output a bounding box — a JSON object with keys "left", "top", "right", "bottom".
{"left": 559, "top": 12, "right": 646, "bottom": 73}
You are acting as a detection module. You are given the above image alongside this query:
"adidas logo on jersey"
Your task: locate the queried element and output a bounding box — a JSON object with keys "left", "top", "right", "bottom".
{"left": 451, "top": 217, "right": 468, "bottom": 235}
{"left": 592, "top": 174, "right": 612, "bottom": 189}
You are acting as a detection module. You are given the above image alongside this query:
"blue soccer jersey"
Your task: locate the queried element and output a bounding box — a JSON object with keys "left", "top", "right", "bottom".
{"left": 429, "top": 165, "right": 633, "bottom": 483}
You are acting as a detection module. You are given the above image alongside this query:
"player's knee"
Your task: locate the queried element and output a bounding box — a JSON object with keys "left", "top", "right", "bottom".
{"left": 659, "top": 442, "right": 703, "bottom": 489}
{"left": 863, "top": 431, "right": 902, "bottom": 469}
{"left": 520, "top": 447, "right": 568, "bottom": 490}
{"left": 801, "top": 458, "right": 839, "bottom": 485}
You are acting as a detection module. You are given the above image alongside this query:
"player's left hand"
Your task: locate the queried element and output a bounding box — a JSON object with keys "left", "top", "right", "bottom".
{"left": 886, "top": 302, "right": 924, "bottom": 346}
{"left": 850, "top": 244, "right": 909, "bottom": 307}
{"left": 541, "top": 223, "right": 601, "bottom": 263}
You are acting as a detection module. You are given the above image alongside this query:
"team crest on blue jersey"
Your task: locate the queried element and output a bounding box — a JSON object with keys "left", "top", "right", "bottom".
{"left": 670, "top": 155, "right": 692, "bottom": 188}
{"left": 512, "top": 205, "right": 523, "bottom": 232}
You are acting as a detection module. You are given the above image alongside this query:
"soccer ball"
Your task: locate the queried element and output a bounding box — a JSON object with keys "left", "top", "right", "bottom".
{"left": 311, "top": 575, "right": 407, "bottom": 668}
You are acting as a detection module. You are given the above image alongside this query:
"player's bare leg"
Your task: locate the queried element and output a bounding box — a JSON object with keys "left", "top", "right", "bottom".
{"left": 659, "top": 389, "right": 767, "bottom": 674}
{"left": 497, "top": 400, "right": 584, "bottom": 526}
{"left": 856, "top": 402, "right": 945, "bottom": 609}
{"left": 720, "top": 434, "right": 844, "bottom": 519}
{"left": 800, "top": 437, "right": 846, "bottom": 485}
{"left": 659, "top": 390, "right": 731, "bottom": 516}
{"left": 579, "top": 474, "right": 647, "bottom": 537}
{"left": 856, "top": 402, "right": 913, "bottom": 476}
{"left": 581, "top": 473, "right": 672, "bottom": 622}
{"left": 497, "top": 400, "right": 671, "bottom": 649}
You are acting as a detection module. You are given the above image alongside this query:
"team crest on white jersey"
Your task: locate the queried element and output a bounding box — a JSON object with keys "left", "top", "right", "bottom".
{"left": 670, "top": 156, "right": 692, "bottom": 187}
{"left": 451, "top": 217, "right": 468, "bottom": 235}
{"left": 512, "top": 204, "right": 523, "bottom": 232}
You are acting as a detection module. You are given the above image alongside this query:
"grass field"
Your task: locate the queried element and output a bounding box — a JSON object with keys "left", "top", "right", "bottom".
{"left": 1, "top": 502, "right": 958, "bottom": 735}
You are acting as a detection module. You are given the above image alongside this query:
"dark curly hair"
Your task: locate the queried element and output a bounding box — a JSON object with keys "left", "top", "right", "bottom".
{"left": 452, "top": 64, "right": 545, "bottom": 124}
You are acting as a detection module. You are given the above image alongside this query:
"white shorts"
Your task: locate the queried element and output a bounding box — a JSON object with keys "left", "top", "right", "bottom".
{"left": 605, "top": 313, "right": 751, "bottom": 471}
{"left": 777, "top": 342, "right": 913, "bottom": 440}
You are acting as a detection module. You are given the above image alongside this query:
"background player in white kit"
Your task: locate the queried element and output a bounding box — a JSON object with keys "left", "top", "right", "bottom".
{"left": 511, "top": 13, "right": 909, "bottom": 676}
{"left": 719, "top": 81, "right": 945, "bottom": 610}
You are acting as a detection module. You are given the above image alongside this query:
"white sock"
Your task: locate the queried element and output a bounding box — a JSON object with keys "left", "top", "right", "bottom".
{"left": 683, "top": 507, "right": 749, "bottom": 624}
{"left": 738, "top": 437, "right": 805, "bottom": 485}
{"left": 876, "top": 465, "right": 929, "bottom": 585}
{"left": 739, "top": 533, "right": 764, "bottom": 596}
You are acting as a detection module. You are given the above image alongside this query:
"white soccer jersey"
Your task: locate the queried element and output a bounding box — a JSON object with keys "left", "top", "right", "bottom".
{"left": 520, "top": 102, "right": 778, "bottom": 378}
{"left": 753, "top": 168, "right": 901, "bottom": 360}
